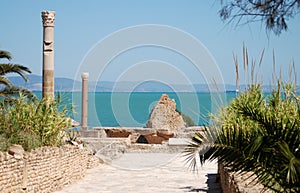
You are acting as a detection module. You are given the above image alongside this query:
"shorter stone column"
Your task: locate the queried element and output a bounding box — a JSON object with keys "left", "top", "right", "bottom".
{"left": 81, "top": 73, "right": 89, "bottom": 130}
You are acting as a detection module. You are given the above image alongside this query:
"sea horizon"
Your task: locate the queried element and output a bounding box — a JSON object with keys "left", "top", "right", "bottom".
{"left": 33, "top": 91, "right": 236, "bottom": 127}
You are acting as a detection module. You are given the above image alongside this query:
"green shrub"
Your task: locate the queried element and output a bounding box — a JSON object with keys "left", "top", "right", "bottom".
{"left": 184, "top": 46, "right": 300, "bottom": 192}
{"left": 0, "top": 94, "right": 72, "bottom": 151}
{"left": 176, "top": 109, "right": 196, "bottom": 127}
{"left": 185, "top": 83, "right": 300, "bottom": 192}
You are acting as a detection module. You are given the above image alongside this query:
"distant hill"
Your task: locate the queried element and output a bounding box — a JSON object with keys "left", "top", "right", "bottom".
{"left": 7, "top": 75, "right": 300, "bottom": 93}
{"left": 8, "top": 75, "right": 80, "bottom": 92}
{"left": 9, "top": 74, "right": 42, "bottom": 91}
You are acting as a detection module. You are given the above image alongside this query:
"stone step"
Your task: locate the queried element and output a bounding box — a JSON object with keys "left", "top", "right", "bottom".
{"left": 168, "top": 138, "right": 190, "bottom": 146}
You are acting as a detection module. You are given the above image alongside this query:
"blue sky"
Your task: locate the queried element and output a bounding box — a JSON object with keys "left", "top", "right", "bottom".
{"left": 1, "top": 0, "right": 299, "bottom": 85}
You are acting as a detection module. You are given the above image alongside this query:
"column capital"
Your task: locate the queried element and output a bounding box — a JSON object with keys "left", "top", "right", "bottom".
{"left": 81, "top": 72, "right": 89, "bottom": 80}
{"left": 41, "top": 11, "right": 55, "bottom": 27}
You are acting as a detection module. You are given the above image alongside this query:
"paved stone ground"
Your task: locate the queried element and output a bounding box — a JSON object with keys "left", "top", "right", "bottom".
{"left": 55, "top": 153, "right": 222, "bottom": 193}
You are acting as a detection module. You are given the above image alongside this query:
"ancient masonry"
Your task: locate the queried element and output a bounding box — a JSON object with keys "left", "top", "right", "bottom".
{"left": 218, "top": 163, "right": 272, "bottom": 193}
{"left": 41, "top": 11, "right": 55, "bottom": 98}
{"left": 0, "top": 145, "right": 99, "bottom": 193}
{"left": 146, "top": 94, "right": 186, "bottom": 133}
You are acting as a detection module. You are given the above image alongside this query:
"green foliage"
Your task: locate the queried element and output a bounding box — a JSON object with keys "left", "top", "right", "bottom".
{"left": 176, "top": 109, "right": 196, "bottom": 127}
{"left": 182, "top": 114, "right": 196, "bottom": 127}
{"left": 0, "top": 94, "right": 72, "bottom": 151}
{"left": 0, "top": 50, "right": 12, "bottom": 60}
{"left": 0, "top": 49, "right": 34, "bottom": 100}
{"left": 184, "top": 83, "right": 300, "bottom": 192}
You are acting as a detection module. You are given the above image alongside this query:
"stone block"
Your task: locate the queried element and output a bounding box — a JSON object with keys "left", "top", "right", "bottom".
{"left": 157, "top": 129, "right": 175, "bottom": 139}
{"left": 143, "top": 134, "right": 166, "bottom": 144}
{"left": 105, "top": 128, "right": 132, "bottom": 138}
{"left": 168, "top": 138, "right": 189, "bottom": 146}
{"left": 8, "top": 144, "right": 24, "bottom": 159}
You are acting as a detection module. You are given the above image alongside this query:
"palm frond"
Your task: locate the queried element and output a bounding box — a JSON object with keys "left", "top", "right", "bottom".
{"left": 0, "top": 50, "right": 12, "bottom": 60}
{"left": 0, "top": 86, "right": 37, "bottom": 102}
{"left": 183, "top": 83, "right": 300, "bottom": 192}
{"left": 0, "top": 63, "right": 31, "bottom": 81}
{"left": 0, "top": 76, "right": 12, "bottom": 87}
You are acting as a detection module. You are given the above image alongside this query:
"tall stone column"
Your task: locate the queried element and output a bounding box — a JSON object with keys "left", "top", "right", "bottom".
{"left": 41, "top": 11, "right": 55, "bottom": 99}
{"left": 81, "top": 73, "right": 89, "bottom": 130}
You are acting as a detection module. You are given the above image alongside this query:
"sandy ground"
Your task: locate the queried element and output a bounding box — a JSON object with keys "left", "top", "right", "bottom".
{"left": 55, "top": 153, "right": 222, "bottom": 193}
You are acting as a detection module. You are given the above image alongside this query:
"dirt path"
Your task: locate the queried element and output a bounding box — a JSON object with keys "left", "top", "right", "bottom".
{"left": 55, "top": 153, "right": 221, "bottom": 193}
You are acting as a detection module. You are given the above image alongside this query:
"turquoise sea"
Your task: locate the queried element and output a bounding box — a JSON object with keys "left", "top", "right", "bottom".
{"left": 34, "top": 92, "right": 236, "bottom": 127}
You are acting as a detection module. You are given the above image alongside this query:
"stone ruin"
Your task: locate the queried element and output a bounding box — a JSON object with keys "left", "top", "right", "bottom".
{"left": 146, "top": 94, "right": 186, "bottom": 133}
{"left": 106, "top": 94, "right": 187, "bottom": 144}
{"left": 81, "top": 94, "right": 191, "bottom": 145}
{"left": 79, "top": 94, "right": 206, "bottom": 160}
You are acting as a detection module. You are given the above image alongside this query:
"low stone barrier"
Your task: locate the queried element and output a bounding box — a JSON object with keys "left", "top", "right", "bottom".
{"left": 0, "top": 145, "right": 99, "bottom": 193}
{"left": 79, "top": 126, "right": 205, "bottom": 161}
{"left": 218, "top": 162, "right": 271, "bottom": 193}
{"left": 80, "top": 126, "right": 205, "bottom": 144}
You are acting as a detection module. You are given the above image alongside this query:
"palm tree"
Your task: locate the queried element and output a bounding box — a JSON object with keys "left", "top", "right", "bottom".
{"left": 183, "top": 84, "right": 300, "bottom": 192}
{"left": 0, "top": 50, "right": 34, "bottom": 100}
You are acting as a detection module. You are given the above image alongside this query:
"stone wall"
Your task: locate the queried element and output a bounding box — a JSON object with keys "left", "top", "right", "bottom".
{"left": 218, "top": 162, "right": 271, "bottom": 193}
{"left": 0, "top": 145, "right": 99, "bottom": 193}
{"left": 80, "top": 126, "right": 205, "bottom": 145}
